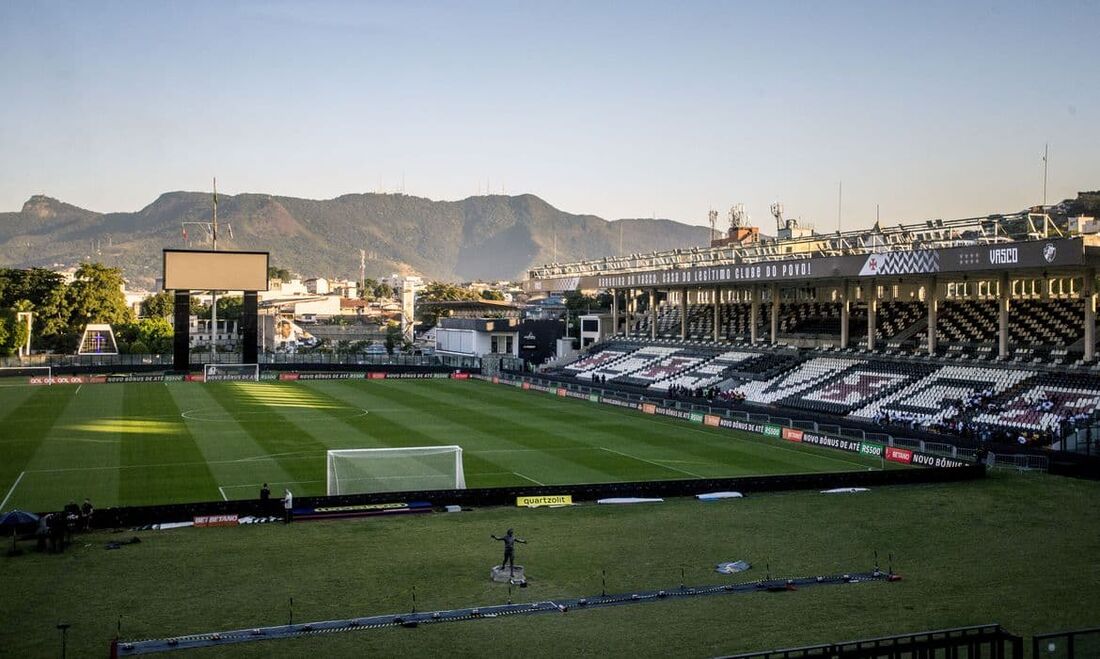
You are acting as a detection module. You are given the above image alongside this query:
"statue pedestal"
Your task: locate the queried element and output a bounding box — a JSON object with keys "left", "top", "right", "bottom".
{"left": 490, "top": 565, "right": 526, "bottom": 585}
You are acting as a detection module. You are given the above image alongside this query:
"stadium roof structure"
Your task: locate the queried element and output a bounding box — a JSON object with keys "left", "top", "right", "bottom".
{"left": 418, "top": 299, "right": 524, "bottom": 311}
{"left": 525, "top": 211, "right": 1100, "bottom": 292}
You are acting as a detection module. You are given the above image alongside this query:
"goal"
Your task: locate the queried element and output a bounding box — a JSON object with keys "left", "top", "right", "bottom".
{"left": 203, "top": 363, "right": 260, "bottom": 382}
{"left": 0, "top": 366, "right": 52, "bottom": 385}
{"left": 327, "top": 446, "right": 466, "bottom": 495}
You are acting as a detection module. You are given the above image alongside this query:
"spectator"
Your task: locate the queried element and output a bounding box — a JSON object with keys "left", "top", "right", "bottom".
{"left": 81, "top": 498, "right": 94, "bottom": 531}
{"left": 36, "top": 514, "right": 50, "bottom": 552}
{"left": 48, "top": 512, "right": 65, "bottom": 553}
{"left": 63, "top": 500, "right": 80, "bottom": 544}
{"left": 283, "top": 489, "right": 294, "bottom": 524}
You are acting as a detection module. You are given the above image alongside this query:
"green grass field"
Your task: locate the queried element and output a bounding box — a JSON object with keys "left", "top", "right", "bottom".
{"left": 0, "top": 379, "right": 882, "bottom": 512}
{"left": 1, "top": 473, "right": 1097, "bottom": 657}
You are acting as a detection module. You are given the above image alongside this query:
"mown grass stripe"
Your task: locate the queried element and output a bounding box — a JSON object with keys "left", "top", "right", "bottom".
{"left": 118, "top": 383, "right": 221, "bottom": 506}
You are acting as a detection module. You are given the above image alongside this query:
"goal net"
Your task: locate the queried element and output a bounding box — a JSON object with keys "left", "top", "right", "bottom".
{"left": 327, "top": 446, "right": 466, "bottom": 495}
{"left": 203, "top": 363, "right": 260, "bottom": 382}
{"left": 0, "top": 366, "right": 52, "bottom": 385}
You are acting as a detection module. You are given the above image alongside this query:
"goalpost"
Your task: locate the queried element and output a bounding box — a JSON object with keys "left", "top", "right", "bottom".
{"left": 327, "top": 446, "right": 466, "bottom": 495}
{"left": 0, "top": 366, "right": 52, "bottom": 385}
{"left": 203, "top": 363, "right": 260, "bottom": 382}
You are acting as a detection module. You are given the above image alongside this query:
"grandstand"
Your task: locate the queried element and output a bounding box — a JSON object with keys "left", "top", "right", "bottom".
{"left": 528, "top": 210, "right": 1100, "bottom": 450}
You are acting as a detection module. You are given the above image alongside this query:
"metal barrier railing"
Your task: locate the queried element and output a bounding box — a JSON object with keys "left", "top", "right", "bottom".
{"left": 1033, "top": 627, "right": 1100, "bottom": 659}
{"left": 498, "top": 373, "right": 1056, "bottom": 472}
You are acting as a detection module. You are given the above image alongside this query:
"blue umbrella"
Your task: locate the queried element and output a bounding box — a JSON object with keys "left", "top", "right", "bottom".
{"left": 0, "top": 510, "right": 40, "bottom": 554}
{"left": 0, "top": 510, "right": 40, "bottom": 527}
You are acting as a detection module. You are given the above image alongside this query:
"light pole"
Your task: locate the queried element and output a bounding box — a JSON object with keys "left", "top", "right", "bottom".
{"left": 179, "top": 179, "right": 231, "bottom": 362}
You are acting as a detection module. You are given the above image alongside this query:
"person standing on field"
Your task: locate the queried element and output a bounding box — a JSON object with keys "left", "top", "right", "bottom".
{"left": 260, "top": 483, "right": 271, "bottom": 515}
{"left": 283, "top": 488, "right": 294, "bottom": 524}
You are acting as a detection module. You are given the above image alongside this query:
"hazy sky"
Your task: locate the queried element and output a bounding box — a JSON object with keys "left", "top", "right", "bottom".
{"left": 2, "top": 1, "right": 1098, "bottom": 230}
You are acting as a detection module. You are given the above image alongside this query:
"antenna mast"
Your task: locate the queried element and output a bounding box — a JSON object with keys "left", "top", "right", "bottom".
{"left": 730, "top": 204, "right": 746, "bottom": 230}
{"left": 1042, "top": 143, "right": 1049, "bottom": 207}
{"left": 837, "top": 181, "right": 843, "bottom": 232}
{"left": 770, "top": 202, "right": 785, "bottom": 233}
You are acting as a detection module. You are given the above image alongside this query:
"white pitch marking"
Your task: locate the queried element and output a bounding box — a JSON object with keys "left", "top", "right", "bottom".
{"left": 75, "top": 384, "right": 82, "bottom": 395}
{"left": 512, "top": 471, "right": 545, "bottom": 486}
{"left": 1, "top": 471, "right": 26, "bottom": 510}
{"left": 600, "top": 447, "right": 706, "bottom": 478}
{"left": 218, "top": 486, "right": 228, "bottom": 501}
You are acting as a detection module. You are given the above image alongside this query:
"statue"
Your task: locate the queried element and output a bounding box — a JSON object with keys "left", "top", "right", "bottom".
{"left": 490, "top": 528, "right": 527, "bottom": 578}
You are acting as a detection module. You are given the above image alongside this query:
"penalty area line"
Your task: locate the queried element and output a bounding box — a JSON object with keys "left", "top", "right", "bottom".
{"left": 600, "top": 447, "right": 705, "bottom": 478}
{"left": 512, "top": 471, "right": 545, "bottom": 486}
{"left": 1, "top": 471, "right": 26, "bottom": 510}
{"left": 218, "top": 486, "right": 228, "bottom": 501}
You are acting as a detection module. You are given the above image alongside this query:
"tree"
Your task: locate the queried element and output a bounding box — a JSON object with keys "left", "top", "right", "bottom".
{"left": 116, "top": 317, "right": 174, "bottom": 354}
{"left": 0, "top": 311, "right": 10, "bottom": 356}
{"left": 214, "top": 296, "right": 243, "bottom": 321}
{"left": 418, "top": 282, "right": 480, "bottom": 302}
{"left": 374, "top": 282, "right": 394, "bottom": 299}
{"left": 65, "top": 263, "right": 134, "bottom": 329}
{"left": 268, "top": 266, "right": 292, "bottom": 282}
{"left": 481, "top": 289, "right": 505, "bottom": 301}
{"left": 384, "top": 321, "right": 401, "bottom": 355}
{"left": 141, "top": 291, "right": 174, "bottom": 318}
{"left": 359, "top": 278, "right": 379, "bottom": 300}
{"left": 0, "top": 268, "right": 71, "bottom": 351}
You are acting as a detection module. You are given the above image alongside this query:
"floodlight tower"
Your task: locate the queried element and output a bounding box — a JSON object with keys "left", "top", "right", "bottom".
{"left": 708, "top": 209, "right": 718, "bottom": 243}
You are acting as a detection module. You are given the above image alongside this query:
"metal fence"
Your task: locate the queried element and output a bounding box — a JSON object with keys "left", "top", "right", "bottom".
{"left": 1033, "top": 627, "right": 1100, "bottom": 659}
{"left": 0, "top": 352, "right": 481, "bottom": 370}
{"left": 720, "top": 624, "right": 1024, "bottom": 659}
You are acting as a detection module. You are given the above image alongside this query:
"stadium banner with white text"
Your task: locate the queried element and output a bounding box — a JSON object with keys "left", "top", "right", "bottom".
{"left": 294, "top": 372, "right": 362, "bottom": 380}
{"left": 859, "top": 441, "right": 885, "bottom": 458}
{"left": 30, "top": 375, "right": 86, "bottom": 385}
{"left": 525, "top": 237, "right": 1085, "bottom": 291}
{"left": 193, "top": 514, "right": 239, "bottom": 527}
{"left": 911, "top": 452, "right": 968, "bottom": 468}
{"left": 885, "top": 447, "right": 914, "bottom": 464}
{"left": 799, "top": 431, "right": 861, "bottom": 453}
{"left": 782, "top": 428, "right": 804, "bottom": 442}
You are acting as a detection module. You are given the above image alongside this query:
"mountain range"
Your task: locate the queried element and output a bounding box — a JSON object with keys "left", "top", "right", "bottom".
{"left": 0, "top": 192, "right": 712, "bottom": 287}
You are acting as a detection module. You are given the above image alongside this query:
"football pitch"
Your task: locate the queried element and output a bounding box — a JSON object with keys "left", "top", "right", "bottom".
{"left": 0, "top": 379, "right": 883, "bottom": 511}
